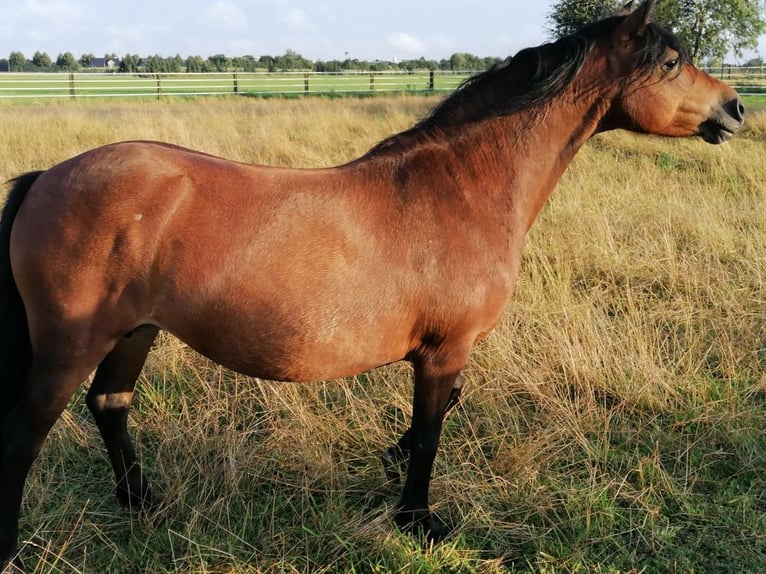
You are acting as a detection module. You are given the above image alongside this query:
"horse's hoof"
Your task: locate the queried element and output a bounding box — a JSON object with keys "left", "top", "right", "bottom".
{"left": 394, "top": 509, "right": 451, "bottom": 543}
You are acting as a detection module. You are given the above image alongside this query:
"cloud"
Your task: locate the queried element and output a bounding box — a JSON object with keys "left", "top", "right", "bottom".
{"left": 23, "top": 0, "right": 84, "bottom": 22}
{"left": 204, "top": 1, "right": 248, "bottom": 32}
{"left": 387, "top": 32, "right": 426, "bottom": 55}
{"left": 105, "top": 24, "right": 144, "bottom": 42}
{"left": 279, "top": 7, "right": 314, "bottom": 31}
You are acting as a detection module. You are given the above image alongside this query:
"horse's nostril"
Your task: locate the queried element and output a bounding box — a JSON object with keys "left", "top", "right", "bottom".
{"left": 727, "top": 97, "right": 745, "bottom": 123}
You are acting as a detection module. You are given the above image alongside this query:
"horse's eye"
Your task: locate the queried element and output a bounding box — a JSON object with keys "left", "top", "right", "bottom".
{"left": 663, "top": 58, "right": 679, "bottom": 72}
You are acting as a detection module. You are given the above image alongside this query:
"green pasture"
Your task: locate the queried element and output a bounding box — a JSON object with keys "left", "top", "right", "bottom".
{"left": 0, "top": 70, "right": 763, "bottom": 105}
{"left": 745, "top": 94, "right": 766, "bottom": 108}
{"left": 0, "top": 71, "right": 469, "bottom": 101}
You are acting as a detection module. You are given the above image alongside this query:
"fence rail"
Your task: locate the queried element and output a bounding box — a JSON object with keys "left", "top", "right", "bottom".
{"left": 711, "top": 65, "right": 766, "bottom": 94}
{"left": 0, "top": 70, "right": 468, "bottom": 100}
{"left": 0, "top": 67, "right": 764, "bottom": 101}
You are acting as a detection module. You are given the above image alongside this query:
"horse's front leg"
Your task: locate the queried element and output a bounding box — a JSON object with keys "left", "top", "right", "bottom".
{"left": 394, "top": 349, "right": 469, "bottom": 541}
{"left": 382, "top": 374, "right": 464, "bottom": 483}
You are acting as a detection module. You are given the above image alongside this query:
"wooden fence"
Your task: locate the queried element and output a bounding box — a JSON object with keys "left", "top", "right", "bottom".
{"left": 0, "top": 67, "right": 763, "bottom": 101}
{"left": 0, "top": 70, "right": 468, "bottom": 100}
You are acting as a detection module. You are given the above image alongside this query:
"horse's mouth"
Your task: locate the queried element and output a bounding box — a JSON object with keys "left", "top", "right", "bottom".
{"left": 699, "top": 99, "right": 745, "bottom": 144}
{"left": 698, "top": 120, "right": 738, "bottom": 145}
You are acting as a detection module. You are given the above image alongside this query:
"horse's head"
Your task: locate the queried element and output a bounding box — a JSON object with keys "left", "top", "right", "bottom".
{"left": 597, "top": 0, "right": 744, "bottom": 144}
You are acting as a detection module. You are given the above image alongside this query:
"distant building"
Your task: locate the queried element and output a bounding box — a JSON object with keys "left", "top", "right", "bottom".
{"left": 88, "top": 57, "right": 119, "bottom": 69}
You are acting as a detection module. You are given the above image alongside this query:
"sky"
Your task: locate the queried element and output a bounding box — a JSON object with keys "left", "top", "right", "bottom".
{"left": 2, "top": 0, "right": 765, "bottom": 63}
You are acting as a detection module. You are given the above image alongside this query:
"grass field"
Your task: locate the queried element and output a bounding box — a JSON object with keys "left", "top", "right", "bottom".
{"left": 1, "top": 95, "right": 766, "bottom": 573}
{"left": 0, "top": 72, "right": 468, "bottom": 101}
{"left": 0, "top": 69, "right": 763, "bottom": 102}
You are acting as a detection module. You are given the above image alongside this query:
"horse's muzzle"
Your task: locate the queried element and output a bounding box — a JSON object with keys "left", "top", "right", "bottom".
{"left": 699, "top": 96, "right": 745, "bottom": 144}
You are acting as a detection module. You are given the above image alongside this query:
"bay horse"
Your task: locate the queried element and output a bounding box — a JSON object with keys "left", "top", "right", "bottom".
{"left": 0, "top": 1, "right": 744, "bottom": 569}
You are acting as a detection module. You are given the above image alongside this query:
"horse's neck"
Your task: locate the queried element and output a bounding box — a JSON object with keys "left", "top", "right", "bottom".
{"left": 352, "top": 79, "right": 614, "bottom": 238}
{"left": 450, "top": 85, "right": 615, "bottom": 231}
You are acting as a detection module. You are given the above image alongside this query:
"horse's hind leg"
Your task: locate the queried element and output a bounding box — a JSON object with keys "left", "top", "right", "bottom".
{"left": 0, "top": 351, "right": 105, "bottom": 569}
{"left": 382, "top": 374, "right": 464, "bottom": 484}
{"left": 85, "top": 325, "right": 159, "bottom": 509}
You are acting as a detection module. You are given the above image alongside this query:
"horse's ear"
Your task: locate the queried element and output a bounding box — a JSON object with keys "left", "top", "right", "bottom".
{"left": 616, "top": 0, "right": 656, "bottom": 38}
{"left": 613, "top": 1, "right": 636, "bottom": 17}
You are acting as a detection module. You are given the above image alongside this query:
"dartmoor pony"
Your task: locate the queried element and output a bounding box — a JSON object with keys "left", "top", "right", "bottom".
{"left": 0, "top": 1, "right": 744, "bottom": 569}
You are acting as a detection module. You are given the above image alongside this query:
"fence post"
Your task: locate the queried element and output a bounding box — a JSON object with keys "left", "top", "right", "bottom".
{"left": 69, "top": 73, "right": 75, "bottom": 99}
{"left": 429, "top": 70, "right": 435, "bottom": 91}
{"left": 156, "top": 74, "right": 162, "bottom": 100}
{"left": 370, "top": 72, "right": 375, "bottom": 92}
{"left": 304, "top": 72, "right": 309, "bottom": 94}
{"left": 233, "top": 72, "right": 238, "bottom": 94}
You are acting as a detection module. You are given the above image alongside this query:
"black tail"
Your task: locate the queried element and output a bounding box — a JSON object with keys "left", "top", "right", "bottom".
{"left": 0, "top": 172, "right": 43, "bottom": 425}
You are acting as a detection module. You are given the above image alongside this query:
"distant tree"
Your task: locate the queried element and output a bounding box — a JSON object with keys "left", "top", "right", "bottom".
{"left": 169, "top": 54, "right": 183, "bottom": 73}
{"left": 185, "top": 55, "right": 209, "bottom": 72}
{"left": 145, "top": 54, "right": 166, "bottom": 73}
{"left": 273, "top": 52, "right": 289, "bottom": 71}
{"left": 79, "top": 53, "right": 95, "bottom": 67}
{"left": 447, "top": 52, "right": 490, "bottom": 71}
{"left": 399, "top": 57, "right": 437, "bottom": 71}
{"left": 340, "top": 57, "right": 364, "bottom": 70}
{"left": 371, "top": 60, "right": 394, "bottom": 71}
{"left": 548, "top": 0, "right": 766, "bottom": 65}
{"left": 547, "top": 0, "right": 622, "bottom": 37}
{"left": 274, "top": 50, "right": 313, "bottom": 71}
{"left": 229, "top": 55, "right": 256, "bottom": 72}
{"left": 55, "top": 52, "right": 79, "bottom": 71}
{"left": 9, "top": 51, "right": 26, "bottom": 71}
{"left": 654, "top": 0, "right": 766, "bottom": 64}
{"left": 315, "top": 59, "right": 339, "bottom": 72}
{"left": 281, "top": 50, "right": 298, "bottom": 70}
{"left": 32, "top": 51, "right": 52, "bottom": 69}
{"left": 239, "top": 55, "right": 258, "bottom": 71}
{"left": 448, "top": 52, "right": 468, "bottom": 70}
{"left": 208, "top": 54, "right": 230, "bottom": 72}
{"left": 259, "top": 55, "right": 275, "bottom": 71}
{"left": 119, "top": 53, "right": 140, "bottom": 73}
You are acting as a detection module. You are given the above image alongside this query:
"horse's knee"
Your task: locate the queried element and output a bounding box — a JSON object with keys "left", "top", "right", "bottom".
{"left": 85, "top": 389, "right": 132, "bottom": 426}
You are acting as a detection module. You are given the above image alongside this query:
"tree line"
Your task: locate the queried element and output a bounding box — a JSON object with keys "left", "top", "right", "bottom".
{"left": 0, "top": 49, "right": 500, "bottom": 73}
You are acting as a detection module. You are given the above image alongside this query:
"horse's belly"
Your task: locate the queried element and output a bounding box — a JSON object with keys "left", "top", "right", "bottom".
{"left": 160, "top": 300, "right": 413, "bottom": 383}
{"left": 209, "top": 341, "right": 402, "bottom": 383}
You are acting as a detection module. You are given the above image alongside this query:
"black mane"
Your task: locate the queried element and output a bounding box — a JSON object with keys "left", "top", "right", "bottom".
{"left": 367, "top": 16, "right": 687, "bottom": 155}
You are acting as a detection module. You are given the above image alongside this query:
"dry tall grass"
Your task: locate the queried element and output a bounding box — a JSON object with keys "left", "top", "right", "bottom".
{"left": 1, "top": 96, "right": 765, "bottom": 573}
